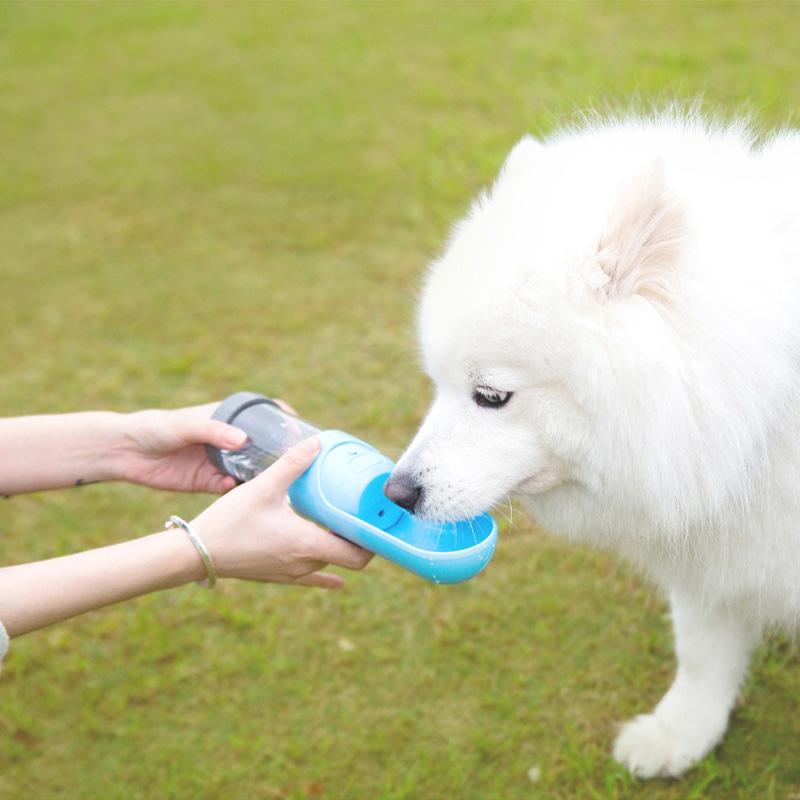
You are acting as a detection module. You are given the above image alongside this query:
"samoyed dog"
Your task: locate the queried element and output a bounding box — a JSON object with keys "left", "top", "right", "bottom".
{"left": 384, "top": 111, "right": 800, "bottom": 778}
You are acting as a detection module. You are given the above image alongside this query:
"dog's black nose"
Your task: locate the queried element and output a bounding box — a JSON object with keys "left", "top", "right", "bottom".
{"left": 384, "top": 473, "right": 423, "bottom": 512}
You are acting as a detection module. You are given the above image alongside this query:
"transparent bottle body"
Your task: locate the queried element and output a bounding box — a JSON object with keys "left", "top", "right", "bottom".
{"left": 217, "top": 403, "right": 320, "bottom": 482}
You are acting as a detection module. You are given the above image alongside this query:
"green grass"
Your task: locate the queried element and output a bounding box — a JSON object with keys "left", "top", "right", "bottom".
{"left": 1, "top": 2, "right": 799, "bottom": 797}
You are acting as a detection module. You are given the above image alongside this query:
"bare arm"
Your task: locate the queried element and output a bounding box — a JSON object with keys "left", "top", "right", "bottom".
{"left": 0, "top": 529, "right": 202, "bottom": 636}
{"left": 0, "top": 405, "right": 246, "bottom": 496}
{"left": 0, "top": 412, "right": 123, "bottom": 495}
{"left": 0, "top": 438, "right": 372, "bottom": 639}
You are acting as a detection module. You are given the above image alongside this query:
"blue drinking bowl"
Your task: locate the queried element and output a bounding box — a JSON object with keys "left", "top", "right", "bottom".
{"left": 288, "top": 430, "right": 497, "bottom": 584}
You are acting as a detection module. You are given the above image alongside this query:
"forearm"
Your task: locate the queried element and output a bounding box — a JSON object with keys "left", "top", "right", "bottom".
{"left": 0, "top": 412, "right": 125, "bottom": 495}
{"left": 0, "top": 530, "right": 204, "bottom": 637}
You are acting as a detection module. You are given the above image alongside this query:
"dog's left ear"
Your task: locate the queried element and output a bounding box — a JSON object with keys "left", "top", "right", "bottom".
{"left": 596, "top": 160, "right": 685, "bottom": 305}
{"left": 500, "top": 135, "right": 545, "bottom": 180}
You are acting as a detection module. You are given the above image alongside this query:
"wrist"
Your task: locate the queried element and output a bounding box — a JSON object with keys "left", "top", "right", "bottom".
{"left": 166, "top": 516, "right": 218, "bottom": 588}
{"left": 155, "top": 528, "right": 208, "bottom": 586}
{"left": 91, "top": 411, "right": 132, "bottom": 482}
{"left": 189, "top": 513, "right": 232, "bottom": 581}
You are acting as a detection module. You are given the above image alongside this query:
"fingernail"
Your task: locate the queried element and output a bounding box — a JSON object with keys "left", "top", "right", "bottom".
{"left": 297, "top": 436, "right": 321, "bottom": 453}
{"left": 224, "top": 428, "right": 247, "bottom": 449}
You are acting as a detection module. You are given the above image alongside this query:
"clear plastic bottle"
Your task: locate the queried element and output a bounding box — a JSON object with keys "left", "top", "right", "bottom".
{"left": 205, "top": 392, "right": 320, "bottom": 483}
{"left": 204, "top": 391, "right": 499, "bottom": 584}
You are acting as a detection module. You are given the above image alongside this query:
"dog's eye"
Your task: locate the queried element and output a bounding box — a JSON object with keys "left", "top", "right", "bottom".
{"left": 473, "top": 386, "right": 513, "bottom": 409}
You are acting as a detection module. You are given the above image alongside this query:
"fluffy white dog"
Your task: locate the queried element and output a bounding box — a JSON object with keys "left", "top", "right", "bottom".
{"left": 384, "top": 111, "right": 800, "bottom": 778}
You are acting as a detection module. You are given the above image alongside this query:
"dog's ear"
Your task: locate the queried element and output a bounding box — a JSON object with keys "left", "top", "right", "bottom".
{"left": 500, "top": 135, "right": 545, "bottom": 179}
{"left": 596, "top": 160, "right": 684, "bottom": 305}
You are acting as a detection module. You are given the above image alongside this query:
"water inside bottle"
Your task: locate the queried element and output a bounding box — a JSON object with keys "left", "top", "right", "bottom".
{"left": 218, "top": 440, "right": 277, "bottom": 482}
{"left": 218, "top": 402, "right": 320, "bottom": 482}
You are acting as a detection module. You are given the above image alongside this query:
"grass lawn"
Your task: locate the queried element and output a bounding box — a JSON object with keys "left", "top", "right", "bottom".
{"left": 1, "top": 2, "right": 799, "bottom": 798}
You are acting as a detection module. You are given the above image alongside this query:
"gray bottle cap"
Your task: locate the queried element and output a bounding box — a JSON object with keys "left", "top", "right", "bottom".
{"left": 206, "top": 392, "right": 280, "bottom": 474}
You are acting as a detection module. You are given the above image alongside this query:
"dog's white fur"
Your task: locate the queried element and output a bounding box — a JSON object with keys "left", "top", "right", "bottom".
{"left": 393, "top": 111, "right": 800, "bottom": 778}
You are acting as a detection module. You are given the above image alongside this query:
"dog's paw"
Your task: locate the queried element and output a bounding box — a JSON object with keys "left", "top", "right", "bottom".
{"left": 612, "top": 714, "right": 701, "bottom": 779}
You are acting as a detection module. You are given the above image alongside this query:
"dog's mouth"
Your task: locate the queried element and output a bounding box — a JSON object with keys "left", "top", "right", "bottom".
{"left": 407, "top": 496, "right": 490, "bottom": 525}
{"left": 390, "top": 460, "right": 565, "bottom": 524}
{"left": 405, "top": 473, "right": 559, "bottom": 524}
{"left": 410, "top": 487, "right": 516, "bottom": 525}
{"left": 515, "top": 465, "right": 565, "bottom": 496}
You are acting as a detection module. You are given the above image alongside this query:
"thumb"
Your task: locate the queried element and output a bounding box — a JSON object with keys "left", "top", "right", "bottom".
{"left": 258, "top": 436, "right": 321, "bottom": 493}
{"left": 177, "top": 415, "right": 248, "bottom": 450}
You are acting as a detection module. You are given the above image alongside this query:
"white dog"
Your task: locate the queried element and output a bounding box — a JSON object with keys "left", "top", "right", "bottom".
{"left": 384, "top": 111, "right": 800, "bottom": 779}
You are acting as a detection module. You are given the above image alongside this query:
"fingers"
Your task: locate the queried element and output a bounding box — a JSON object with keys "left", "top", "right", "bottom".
{"left": 182, "top": 399, "right": 297, "bottom": 417}
{"left": 257, "top": 436, "right": 321, "bottom": 493}
{"left": 292, "top": 571, "right": 344, "bottom": 590}
{"left": 299, "top": 522, "right": 374, "bottom": 571}
{"left": 202, "top": 470, "right": 238, "bottom": 494}
{"left": 272, "top": 398, "right": 298, "bottom": 415}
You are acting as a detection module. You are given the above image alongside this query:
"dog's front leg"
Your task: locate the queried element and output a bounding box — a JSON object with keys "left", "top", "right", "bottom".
{"left": 613, "top": 590, "right": 761, "bottom": 779}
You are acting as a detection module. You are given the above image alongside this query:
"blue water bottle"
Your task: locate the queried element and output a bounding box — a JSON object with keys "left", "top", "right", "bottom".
{"left": 206, "top": 392, "right": 497, "bottom": 584}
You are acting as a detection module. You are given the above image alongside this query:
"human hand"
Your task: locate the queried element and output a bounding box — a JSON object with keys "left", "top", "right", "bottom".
{"left": 189, "top": 437, "right": 373, "bottom": 588}
{"left": 112, "top": 400, "right": 294, "bottom": 494}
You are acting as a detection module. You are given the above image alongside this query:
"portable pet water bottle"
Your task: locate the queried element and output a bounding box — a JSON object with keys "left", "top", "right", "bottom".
{"left": 206, "top": 392, "right": 498, "bottom": 584}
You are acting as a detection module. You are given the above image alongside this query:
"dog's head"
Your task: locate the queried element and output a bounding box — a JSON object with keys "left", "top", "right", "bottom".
{"left": 385, "top": 130, "right": 687, "bottom": 523}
